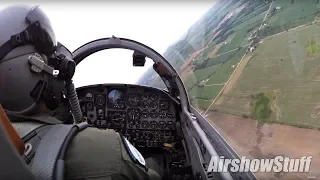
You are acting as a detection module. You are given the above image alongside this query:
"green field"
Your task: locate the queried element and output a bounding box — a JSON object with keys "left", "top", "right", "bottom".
{"left": 210, "top": 23, "right": 320, "bottom": 129}
{"left": 268, "top": 0, "right": 318, "bottom": 27}
{"left": 184, "top": 0, "right": 320, "bottom": 130}
{"left": 216, "top": 11, "right": 265, "bottom": 54}
{"left": 186, "top": 47, "right": 247, "bottom": 109}
{"left": 306, "top": 39, "right": 320, "bottom": 57}
{"left": 183, "top": 0, "right": 270, "bottom": 108}
{"left": 250, "top": 92, "right": 275, "bottom": 121}
{"left": 183, "top": 65, "right": 219, "bottom": 90}
{"left": 260, "top": 0, "right": 319, "bottom": 37}
{"left": 140, "top": 0, "right": 320, "bottom": 130}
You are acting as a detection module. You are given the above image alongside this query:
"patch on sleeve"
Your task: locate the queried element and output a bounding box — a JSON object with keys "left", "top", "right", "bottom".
{"left": 122, "top": 136, "right": 147, "bottom": 169}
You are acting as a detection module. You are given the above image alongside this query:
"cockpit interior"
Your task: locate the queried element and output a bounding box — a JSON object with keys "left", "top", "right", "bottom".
{"left": 0, "top": 36, "right": 257, "bottom": 180}
{"left": 77, "top": 84, "right": 192, "bottom": 180}
{"left": 63, "top": 37, "right": 257, "bottom": 180}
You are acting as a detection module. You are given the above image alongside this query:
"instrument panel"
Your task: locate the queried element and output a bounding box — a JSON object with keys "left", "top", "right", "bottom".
{"left": 77, "top": 84, "right": 178, "bottom": 147}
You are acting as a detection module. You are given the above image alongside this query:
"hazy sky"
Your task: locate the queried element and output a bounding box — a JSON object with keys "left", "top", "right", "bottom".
{"left": 0, "top": 2, "right": 214, "bottom": 87}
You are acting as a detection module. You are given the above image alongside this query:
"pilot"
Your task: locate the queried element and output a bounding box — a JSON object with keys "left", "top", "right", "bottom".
{"left": 0, "top": 5, "right": 162, "bottom": 180}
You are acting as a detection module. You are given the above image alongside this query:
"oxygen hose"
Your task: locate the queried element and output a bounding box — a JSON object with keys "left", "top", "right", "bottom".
{"left": 66, "top": 80, "right": 83, "bottom": 123}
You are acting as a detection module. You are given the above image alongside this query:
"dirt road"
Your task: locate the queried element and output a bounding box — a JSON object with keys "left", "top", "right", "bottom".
{"left": 214, "top": 55, "right": 252, "bottom": 105}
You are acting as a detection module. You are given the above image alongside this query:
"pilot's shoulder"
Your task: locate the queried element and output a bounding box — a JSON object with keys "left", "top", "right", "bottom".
{"left": 72, "top": 127, "right": 120, "bottom": 146}
{"left": 81, "top": 127, "right": 117, "bottom": 135}
{"left": 64, "top": 127, "right": 123, "bottom": 179}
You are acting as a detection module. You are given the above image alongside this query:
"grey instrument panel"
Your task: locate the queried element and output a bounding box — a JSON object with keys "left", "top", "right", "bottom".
{"left": 77, "top": 84, "right": 177, "bottom": 132}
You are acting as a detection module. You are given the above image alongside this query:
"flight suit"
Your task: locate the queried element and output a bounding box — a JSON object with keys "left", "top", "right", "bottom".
{"left": 10, "top": 113, "right": 162, "bottom": 180}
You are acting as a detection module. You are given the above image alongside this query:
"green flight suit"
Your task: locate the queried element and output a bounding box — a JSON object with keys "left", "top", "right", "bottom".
{"left": 10, "top": 113, "right": 162, "bottom": 180}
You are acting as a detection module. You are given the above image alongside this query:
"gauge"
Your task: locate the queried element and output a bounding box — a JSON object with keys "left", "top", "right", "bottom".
{"left": 128, "top": 121, "right": 134, "bottom": 128}
{"left": 149, "top": 110, "right": 158, "bottom": 118}
{"left": 108, "top": 89, "right": 126, "bottom": 110}
{"left": 86, "top": 102, "right": 94, "bottom": 111}
{"left": 141, "top": 102, "right": 149, "bottom": 109}
{"left": 135, "top": 120, "right": 141, "bottom": 128}
{"left": 167, "top": 111, "right": 175, "bottom": 119}
{"left": 141, "top": 92, "right": 150, "bottom": 101}
{"left": 159, "top": 100, "right": 169, "bottom": 110}
{"left": 159, "top": 111, "right": 166, "bottom": 119}
{"left": 167, "top": 121, "right": 174, "bottom": 129}
{"left": 95, "top": 94, "right": 106, "bottom": 106}
{"left": 127, "top": 108, "right": 140, "bottom": 120}
{"left": 159, "top": 121, "right": 166, "bottom": 129}
{"left": 150, "top": 121, "right": 158, "bottom": 129}
{"left": 86, "top": 93, "right": 93, "bottom": 100}
{"left": 128, "top": 93, "right": 141, "bottom": 106}
{"left": 150, "top": 102, "right": 158, "bottom": 110}
{"left": 150, "top": 93, "right": 158, "bottom": 101}
{"left": 142, "top": 121, "right": 150, "bottom": 128}
{"left": 96, "top": 108, "right": 105, "bottom": 120}
{"left": 147, "top": 132, "right": 154, "bottom": 140}
{"left": 108, "top": 112, "right": 125, "bottom": 126}
{"left": 142, "top": 110, "right": 149, "bottom": 118}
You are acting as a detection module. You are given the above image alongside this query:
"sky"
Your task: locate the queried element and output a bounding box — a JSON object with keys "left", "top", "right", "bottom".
{"left": 0, "top": 2, "right": 214, "bottom": 87}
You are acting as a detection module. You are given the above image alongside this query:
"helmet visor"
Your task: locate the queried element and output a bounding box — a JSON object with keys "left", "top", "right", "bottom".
{"left": 25, "top": 5, "right": 57, "bottom": 55}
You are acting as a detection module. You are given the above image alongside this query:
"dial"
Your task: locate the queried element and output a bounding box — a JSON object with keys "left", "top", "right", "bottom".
{"left": 167, "top": 111, "right": 175, "bottom": 119}
{"left": 150, "top": 121, "right": 158, "bottom": 129}
{"left": 128, "top": 93, "right": 140, "bottom": 106}
{"left": 150, "top": 102, "right": 158, "bottom": 110}
{"left": 95, "top": 94, "right": 106, "bottom": 106}
{"left": 159, "top": 111, "right": 166, "bottom": 119}
{"left": 96, "top": 108, "right": 105, "bottom": 120}
{"left": 128, "top": 121, "right": 134, "bottom": 128}
{"left": 108, "top": 112, "right": 126, "bottom": 127}
{"left": 86, "top": 93, "right": 93, "bottom": 100}
{"left": 159, "top": 121, "right": 166, "bottom": 129}
{"left": 108, "top": 89, "right": 126, "bottom": 110}
{"left": 141, "top": 92, "right": 150, "bottom": 101}
{"left": 86, "top": 102, "right": 94, "bottom": 111}
{"left": 135, "top": 120, "right": 141, "bottom": 128}
{"left": 159, "top": 100, "right": 169, "bottom": 110}
{"left": 141, "top": 102, "right": 149, "bottom": 109}
{"left": 150, "top": 93, "right": 158, "bottom": 101}
{"left": 142, "top": 121, "right": 150, "bottom": 128}
{"left": 127, "top": 108, "right": 140, "bottom": 121}
{"left": 142, "top": 110, "right": 149, "bottom": 118}
{"left": 149, "top": 110, "right": 158, "bottom": 118}
{"left": 167, "top": 121, "right": 174, "bottom": 129}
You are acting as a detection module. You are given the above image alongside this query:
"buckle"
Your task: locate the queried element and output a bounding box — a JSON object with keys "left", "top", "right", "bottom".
{"left": 11, "top": 30, "right": 30, "bottom": 46}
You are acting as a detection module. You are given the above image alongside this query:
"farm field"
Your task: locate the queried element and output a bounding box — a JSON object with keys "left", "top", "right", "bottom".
{"left": 189, "top": 47, "right": 248, "bottom": 109}
{"left": 180, "top": 1, "right": 274, "bottom": 108}
{"left": 137, "top": 0, "right": 320, "bottom": 179}
{"left": 185, "top": 0, "right": 320, "bottom": 129}
{"left": 210, "top": 23, "right": 320, "bottom": 129}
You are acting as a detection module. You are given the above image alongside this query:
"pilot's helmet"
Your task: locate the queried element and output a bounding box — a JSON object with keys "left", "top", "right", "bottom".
{"left": 0, "top": 5, "right": 65, "bottom": 115}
